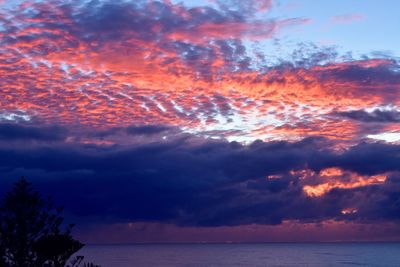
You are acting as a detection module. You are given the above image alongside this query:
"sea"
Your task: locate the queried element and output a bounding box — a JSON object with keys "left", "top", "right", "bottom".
{"left": 76, "top": 243, "right": 400, "bottom": 267}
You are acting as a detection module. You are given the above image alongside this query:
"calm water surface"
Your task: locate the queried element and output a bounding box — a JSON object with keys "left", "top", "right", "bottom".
{"left": 77, "top": 243, "right": 400, "bottom": 267}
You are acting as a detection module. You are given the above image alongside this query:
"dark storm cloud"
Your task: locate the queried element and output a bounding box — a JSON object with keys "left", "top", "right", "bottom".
{"left": 126, "top": 125, "right": 172, "bottom": 135}
{"left": 0, "top": 123, "right": 67, "bottom": 141}
{"left": 316, "top": 59, "right": 400, "bottom": 88}
{"left": 328, "top": 142, "right": 400, "bottom": 175}
{"left": 335, "top": 109, "right": 400, "bottom": 123}
{"left": 1, "top": 124, "right": 400, "bottom": 227}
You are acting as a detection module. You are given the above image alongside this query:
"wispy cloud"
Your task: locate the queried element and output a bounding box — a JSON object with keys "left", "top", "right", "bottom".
{"left": 330, "top": 13, "right": 365, "bottom": 24}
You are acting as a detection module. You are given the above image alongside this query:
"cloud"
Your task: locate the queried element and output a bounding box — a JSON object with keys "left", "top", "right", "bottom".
{"left": 167, "top": 18, "right": 310, "bottom": 43}
{"left": 335, "top": 109, "right": 400, "bottom": 123}
{"left": 0, "top": 123, "right": 67, "bottom": 141}
{"left": 1, "top": 0, "right": 400, "bottom": 243}
{"left": 1, "top": 124, "right": 400, "bottom": 227}
{"left": 75, "top": 220, "right": 400, "bottom": 243}
{"left": 215, "top": 0, "right": 273, "bottom": 14}
{"left": 1, "top": 0, "right": 399, "bottom": 144}
{"left": 331, "top": 13, "right": 365, "bottom": 24}
{"left": 126, "top": 125, "right": 173, "bottom": 135}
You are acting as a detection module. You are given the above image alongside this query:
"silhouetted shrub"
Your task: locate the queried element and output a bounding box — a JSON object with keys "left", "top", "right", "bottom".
{"left": 34, "top": 234, "right": 84, "bottom": 267}
{"left": 0, "top": 177, "right": 100, "bottom": 267}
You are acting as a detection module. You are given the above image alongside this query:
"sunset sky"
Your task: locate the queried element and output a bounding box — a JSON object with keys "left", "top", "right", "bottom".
{"left": 1, "top": 0, "right": 400, "bottom": 243}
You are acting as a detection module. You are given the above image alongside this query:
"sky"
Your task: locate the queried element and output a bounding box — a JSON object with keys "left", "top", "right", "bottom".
{"left": 1, "top": 0, "right": 400, "bottom": 243}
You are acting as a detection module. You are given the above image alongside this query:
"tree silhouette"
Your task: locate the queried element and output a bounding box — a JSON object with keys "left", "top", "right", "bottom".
{"left": 0, "top": 177, "right": 100, "bottom": 267}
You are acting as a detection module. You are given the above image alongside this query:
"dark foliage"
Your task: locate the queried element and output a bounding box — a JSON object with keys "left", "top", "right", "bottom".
{"left": 0, "top": 177, "right": 99, "bottom": 267}
{"left": 33, "top": 234, "right": 84, "bottom": 267}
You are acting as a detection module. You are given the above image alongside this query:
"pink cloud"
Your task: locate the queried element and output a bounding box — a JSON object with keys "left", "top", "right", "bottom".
{"left": 331, "top": 13, "right": 365, "bottom": 24}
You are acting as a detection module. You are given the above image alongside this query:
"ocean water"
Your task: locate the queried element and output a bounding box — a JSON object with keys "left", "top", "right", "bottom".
{"left": 77, "top": 243, "right": 400, "bottom": 267}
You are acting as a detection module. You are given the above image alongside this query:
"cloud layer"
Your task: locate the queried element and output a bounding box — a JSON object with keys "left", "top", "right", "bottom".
{"left": 1, "top": 0, "right": 400, "bottom": 241}
{"left": 0, "top": 123, "right": 399, "bottom": 229}
{"left": 1, "top": 0, "right": 398, "bottom": 143}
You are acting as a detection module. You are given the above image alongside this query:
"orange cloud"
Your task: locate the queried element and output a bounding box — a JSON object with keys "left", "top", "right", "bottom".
{"left": 302, "top": 167, "right": 387, "bottom": 197}
{"left": 1, "top": 1, "right": 399, "bottom": 144}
